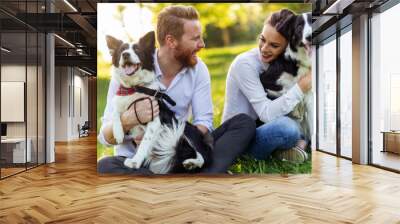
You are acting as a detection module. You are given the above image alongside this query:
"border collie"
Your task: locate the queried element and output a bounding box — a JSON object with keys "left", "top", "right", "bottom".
{"left": 259, "top": 12, "right": 313, "bottom": 140}
{"left": 105, "top": 31, "right": 212, "bottom": 174}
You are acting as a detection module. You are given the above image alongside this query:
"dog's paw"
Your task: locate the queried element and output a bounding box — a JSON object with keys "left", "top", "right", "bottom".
{"left": 113, "top": 125, "right": 125, "bottom": 144}
{"left": 124, "top": 156, "right": 144, "bottom": 169}
{"left": 182, "top": 159, "right": 203, "bottom": 170}
{"left": 123, "top": 158, "right": 135, "bottom": 168}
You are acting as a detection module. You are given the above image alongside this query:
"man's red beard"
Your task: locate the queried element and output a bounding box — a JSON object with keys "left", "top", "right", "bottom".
{"left": 174, "top": 45, "right": 198, "bottom": 67}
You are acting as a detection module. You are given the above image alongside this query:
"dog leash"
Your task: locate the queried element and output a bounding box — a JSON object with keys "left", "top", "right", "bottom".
{"left": 134, "top": 86, "right": 176, "bottom": 106}
{"left": 127, "top": 97, "right": 153, "bottom": 125}
{"left": 125, "top": 86, "right": 176, "bottom": 125}
{"left": 116, "top": 85, "right": 176, "bottom": 107}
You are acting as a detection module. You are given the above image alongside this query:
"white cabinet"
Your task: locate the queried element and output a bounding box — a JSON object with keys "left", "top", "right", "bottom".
{"left": 1, "top": 138, "right": 32, "bottom": 163}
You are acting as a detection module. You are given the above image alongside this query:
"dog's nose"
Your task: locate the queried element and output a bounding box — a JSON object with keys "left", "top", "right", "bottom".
{"left": 122, "top": 52, "right": 130, "bottom": 60}
{"left": 306, "top": 35, "right": 311, "bottom": 42}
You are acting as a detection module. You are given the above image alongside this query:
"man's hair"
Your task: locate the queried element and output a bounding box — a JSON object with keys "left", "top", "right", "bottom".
{"left": 157, "top": 5, "right": 199, "bottom": 46}
{"left": 265, "top": 9, "right": 296, "bottom": 41}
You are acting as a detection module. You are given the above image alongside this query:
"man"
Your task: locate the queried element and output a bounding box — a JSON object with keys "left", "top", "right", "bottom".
{"left": 97, "top": 5, "right": 255, "bottom": 174}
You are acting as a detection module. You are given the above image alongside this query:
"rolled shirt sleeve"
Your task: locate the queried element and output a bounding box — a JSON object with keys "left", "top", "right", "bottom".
{"left": 231, "top": 60, "right": 304, "bottom": 123}
{"left": 191, "top": 60, "right": 214, "bottom": 131}
{"left": 97, "top": 78, "right": 134, "bottom": 147}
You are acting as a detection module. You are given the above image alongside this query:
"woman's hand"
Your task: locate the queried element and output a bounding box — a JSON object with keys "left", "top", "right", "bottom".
{"left": 297, "top": 69, "right": 312, "bottom": 93}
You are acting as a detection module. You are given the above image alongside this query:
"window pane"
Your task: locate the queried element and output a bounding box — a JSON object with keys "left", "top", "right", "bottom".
{"left": 340, "top": 29, "right": 352, "bottom": 158}
{"left": 0, "top": 1, "right": 46, "bottom": 179}
{"left": 1, "top": 31, "right": 27, "bottom": 177}
{"left": 371, "top": 3, "right": 400, "bottom": 171}
{"left": 318, "top": 37, "right": 337, "bottom": 154}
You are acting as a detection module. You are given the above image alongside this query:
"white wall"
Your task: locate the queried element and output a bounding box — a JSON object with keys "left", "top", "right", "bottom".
{"left": 1, "top": 65, "right": 26, "bottom": 138}
{"left": 54, "top": 67, "right": 89, "bottom": 141}
{"left": 72, "top": 72, "right": 89, "bottom": 138}
{"left": 55, "top": 67, "right": 68, "bottom": 141}
{"left": 0, "top": 65, "right": 40, "bottom": 137}
{"left": 1, "top": 64, "right": 46, "bottom": 164}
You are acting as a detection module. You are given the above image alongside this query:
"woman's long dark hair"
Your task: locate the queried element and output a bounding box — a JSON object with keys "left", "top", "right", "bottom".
{"left": 265, "top": 9, "right": 296, "bottom": 41}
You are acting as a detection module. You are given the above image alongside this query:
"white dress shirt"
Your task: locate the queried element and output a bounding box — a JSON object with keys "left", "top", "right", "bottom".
{"left": 222, "top": 48, "right": 304, "bottom": 124}
{"left": 98, "top": 49, "right": 213, "bottom": 158}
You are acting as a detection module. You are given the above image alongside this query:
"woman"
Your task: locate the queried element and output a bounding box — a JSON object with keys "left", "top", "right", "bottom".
{"left": 222, "top": 9, "right": 312, "bottom": 163}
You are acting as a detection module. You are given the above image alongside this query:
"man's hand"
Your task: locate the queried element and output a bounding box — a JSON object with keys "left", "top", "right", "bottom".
{"left": 133, "top": 134, "right": 144, "bottom": 146}
{"left": 196, "top": 124, "right": 208, "bottom": 135}
{"left": 297, "top": 69, "right": 312, "bottom": 93}
{"left": 121, "top": 94, "right": 159, "bottom": 133}
{"left": 103, "top": 93, "right": 159, "bottom": 145}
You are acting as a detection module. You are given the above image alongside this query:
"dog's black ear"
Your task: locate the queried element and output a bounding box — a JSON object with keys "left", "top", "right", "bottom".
{"left": 106, "top": 35, "right": 123, "bottom": 56}
{"left": 306, "top": 13, "right": 312, "bottom": 25}
{"left": 138, "top": 31, "right": 156, "bottom": 53}
{"left": 283, "top": 15, "right": 300, "bottom": 53}
{"left": 290, "top": 16, "right": 304, "bottom": 51}
{"left": 137, "top": 31, "right": 156, "bottom": 71}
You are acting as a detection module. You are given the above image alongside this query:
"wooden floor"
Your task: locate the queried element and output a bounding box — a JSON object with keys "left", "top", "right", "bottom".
{"left": 1, "top": 167, "right": 26, "bottom": 177}
{"left": 372, "top": 150, "right": 400, "bottom": 171}
{"left": 0, "top": 136, "right": 400, "bottom": 223}
{"left": 1, "top": 163, "right": 45, "bottom": 178}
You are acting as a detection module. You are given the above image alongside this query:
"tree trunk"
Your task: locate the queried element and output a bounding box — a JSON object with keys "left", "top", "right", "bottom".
{"left": 222, "top": 28, "right": 231, "bottom": 46}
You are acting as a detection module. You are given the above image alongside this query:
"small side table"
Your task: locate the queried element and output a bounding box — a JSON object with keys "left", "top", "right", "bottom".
{"left": 381, "top": 131, "right": 400, "bottom": 154}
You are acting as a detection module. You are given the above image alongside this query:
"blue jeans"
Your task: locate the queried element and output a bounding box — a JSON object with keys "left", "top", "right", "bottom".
{"left": 248, "top": 116, "right": 301, "bottom": 160}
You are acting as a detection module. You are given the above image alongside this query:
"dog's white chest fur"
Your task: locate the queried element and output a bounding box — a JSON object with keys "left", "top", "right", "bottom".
{"left": 111, "top": 68, "right": 158, "bottom": 144}
{"left": 111, "top": 68, "right": 204, "bottom": 174}
{"left": 286, "top": 48, "right": 313, "bottom": 139}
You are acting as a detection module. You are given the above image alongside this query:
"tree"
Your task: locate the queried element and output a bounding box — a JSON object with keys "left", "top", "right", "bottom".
{"left": 144, "top": 3, "right": 246, "bottom": 46}
{"left": 142, "top": 3, "right": 311, "bottom": 46}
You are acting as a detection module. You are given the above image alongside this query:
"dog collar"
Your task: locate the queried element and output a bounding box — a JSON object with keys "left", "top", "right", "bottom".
{"left": 116, "top": 85, "right": 136, "bottom": 96}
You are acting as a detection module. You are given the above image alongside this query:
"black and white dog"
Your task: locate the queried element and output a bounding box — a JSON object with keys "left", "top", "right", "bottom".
{"left": 106, "top": 31, "right": 212, "bottom": 174}
{"left": 260, "top": 12, "right": 313, "bottom": 140}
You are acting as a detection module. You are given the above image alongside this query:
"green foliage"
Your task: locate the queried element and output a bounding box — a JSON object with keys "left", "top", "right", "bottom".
{"left": 141, "top": 3, "right": 311, "bottom": 46}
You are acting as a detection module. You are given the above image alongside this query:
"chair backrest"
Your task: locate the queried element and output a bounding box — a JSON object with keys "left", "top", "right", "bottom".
{"left": 82, "top": 121, "right": 90, "bottom": 129}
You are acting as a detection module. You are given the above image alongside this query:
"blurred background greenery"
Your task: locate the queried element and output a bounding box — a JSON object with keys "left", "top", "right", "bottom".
{"left": 97, "top": 3, "right": 311, "bottom": 173}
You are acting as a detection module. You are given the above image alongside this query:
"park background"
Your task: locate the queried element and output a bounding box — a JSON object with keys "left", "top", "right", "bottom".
{"left": 97, "top": 3, "right": 312, "bottom": 174}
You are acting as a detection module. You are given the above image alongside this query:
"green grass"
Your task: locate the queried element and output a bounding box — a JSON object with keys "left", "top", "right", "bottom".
{"left": 197, "top": 42, "right": 256, "bottom": 127}
{"left": 97, "top": 42, "right": 311, "bottom": 174}
{"left": 97, "top": 77, "right": 114, "bottom": 159}
{"left": 229, "top": 154, "right": 312, "bottom": 175}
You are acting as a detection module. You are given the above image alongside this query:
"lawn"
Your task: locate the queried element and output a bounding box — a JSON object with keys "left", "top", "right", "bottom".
{"left": 97, "top": 43, "right": 311, "bottom": 174}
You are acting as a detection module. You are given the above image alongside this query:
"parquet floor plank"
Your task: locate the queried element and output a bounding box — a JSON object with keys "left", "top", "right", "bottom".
{"left": 0, "top": 135, "right": 399, "bottom": 223}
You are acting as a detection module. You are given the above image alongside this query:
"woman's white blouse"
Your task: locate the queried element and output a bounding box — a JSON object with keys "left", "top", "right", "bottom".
{"left": 222, "top": 48, "right": 304, "bottom": 124}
